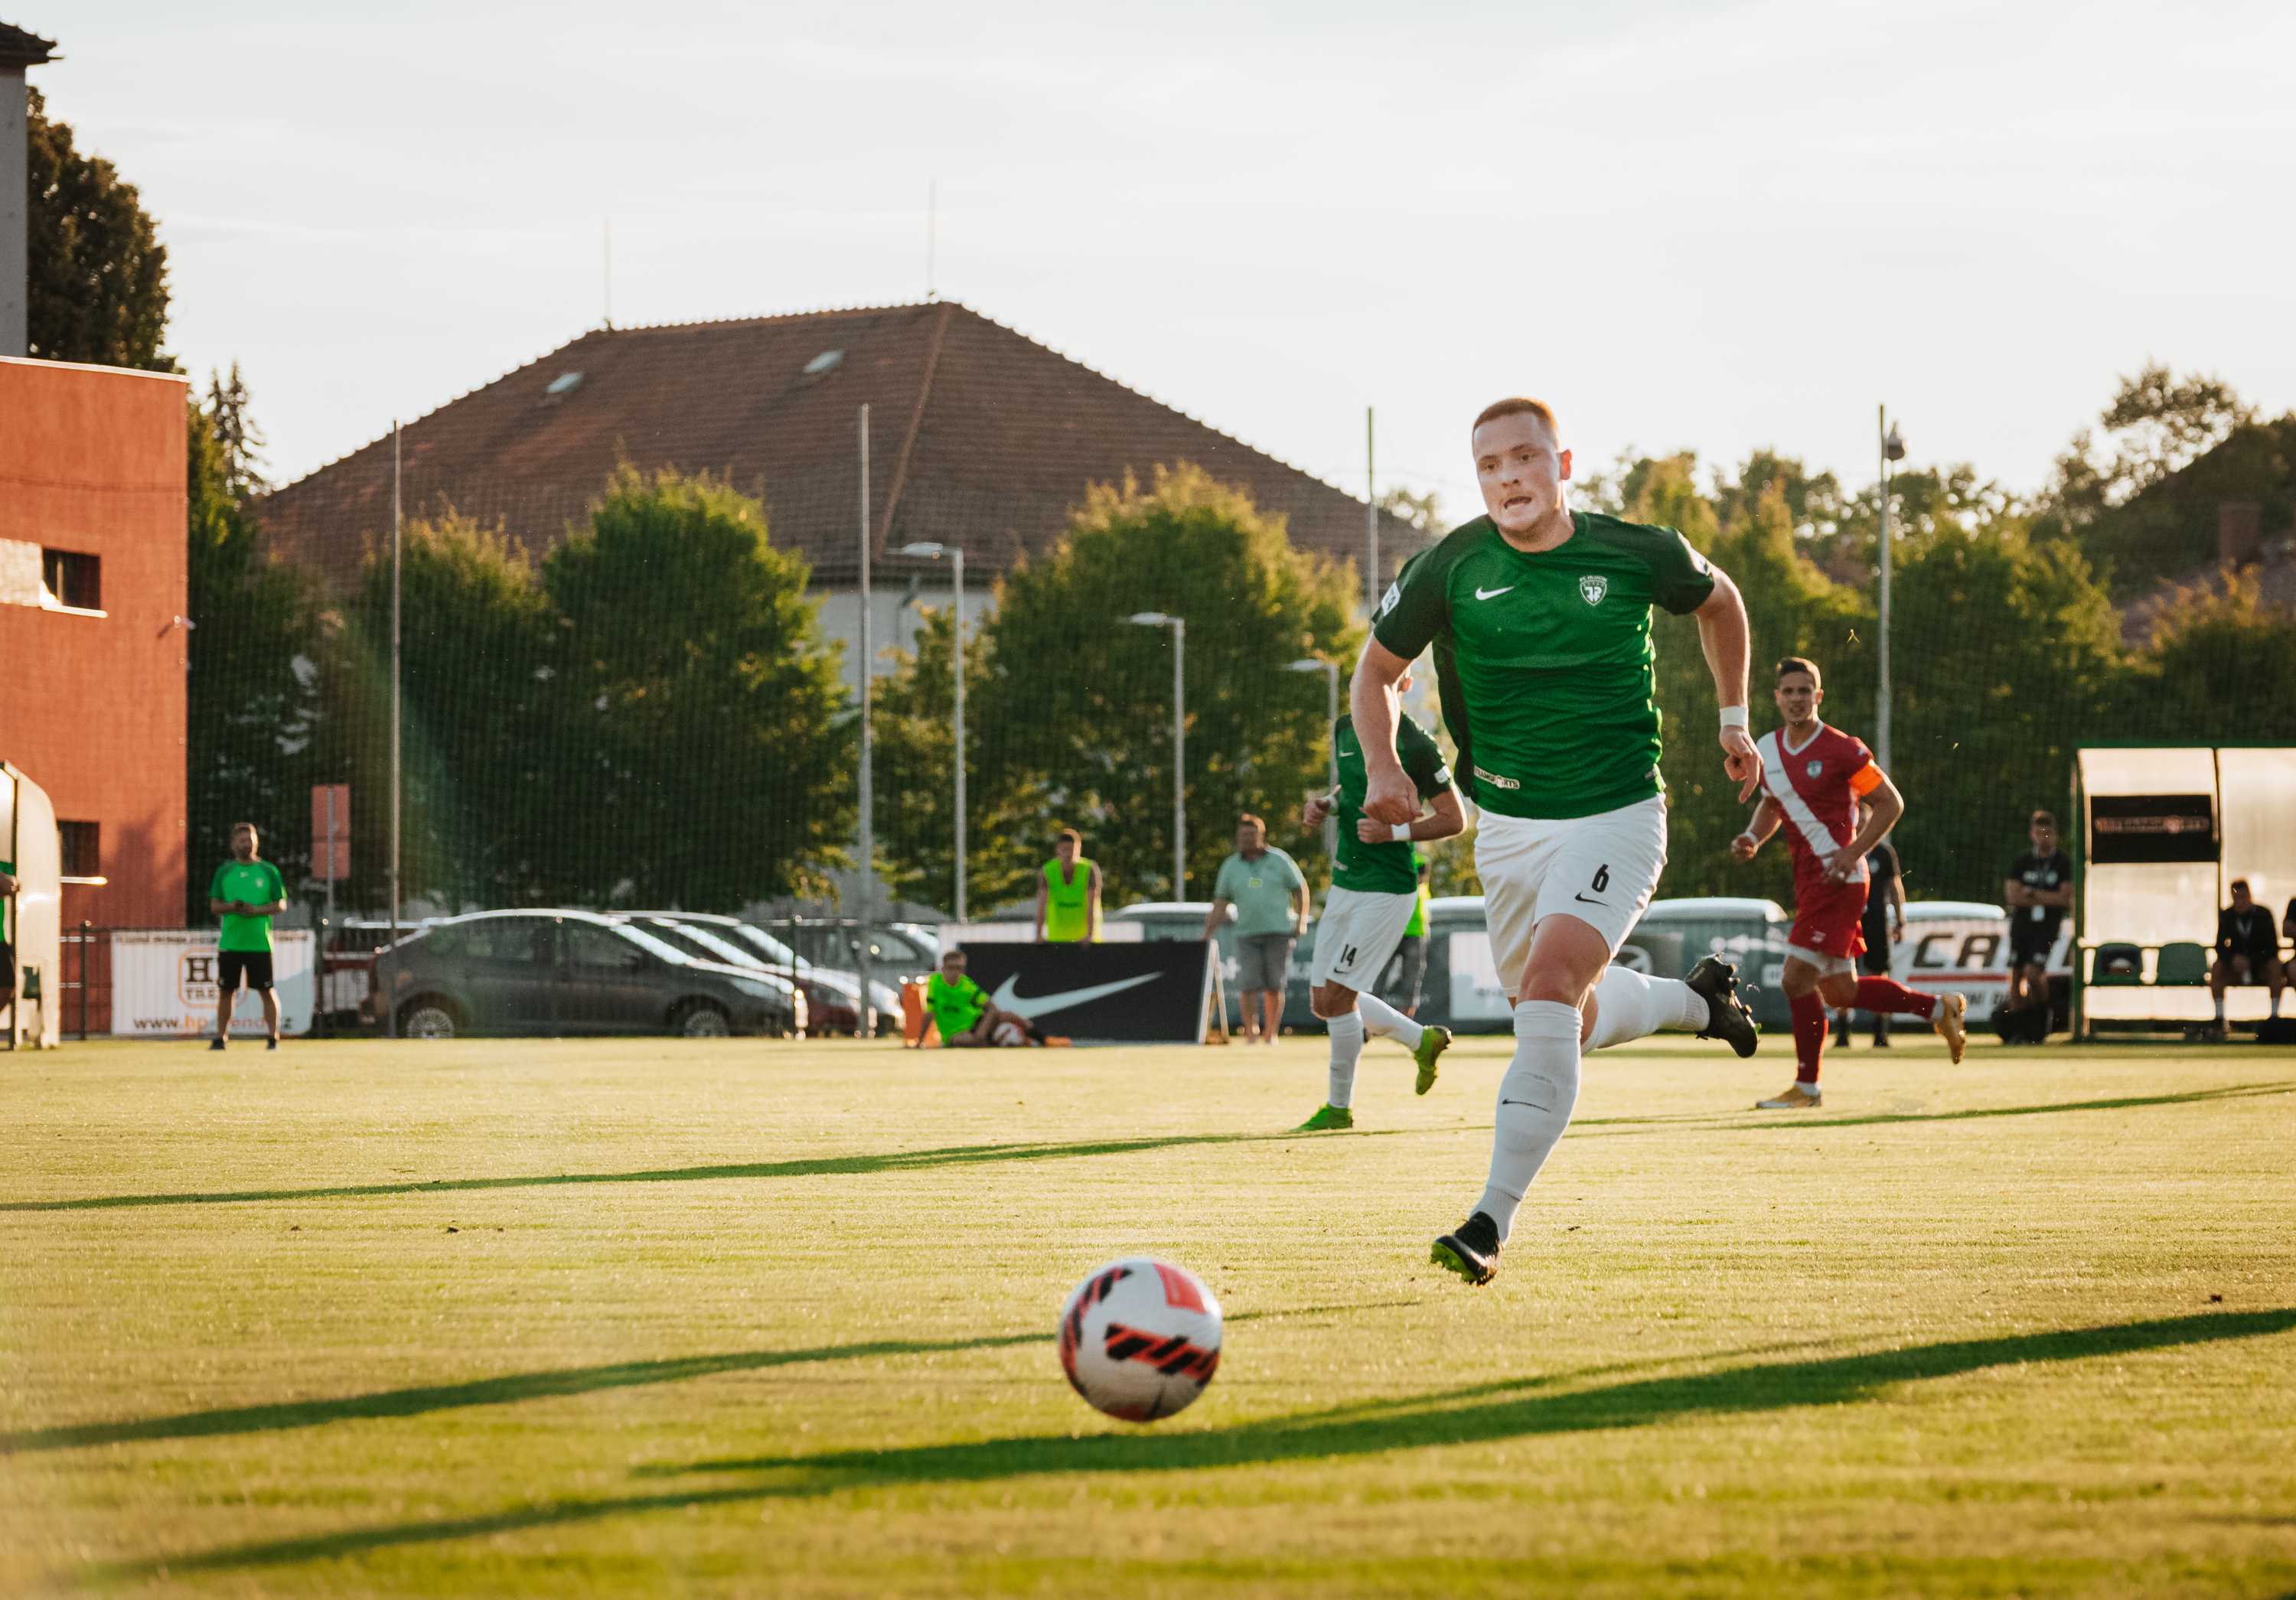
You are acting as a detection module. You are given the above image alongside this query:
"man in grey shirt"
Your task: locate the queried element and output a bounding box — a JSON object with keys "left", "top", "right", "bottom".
{"left": 1205, "top": 813, "right": 1309, "bottom": 1045}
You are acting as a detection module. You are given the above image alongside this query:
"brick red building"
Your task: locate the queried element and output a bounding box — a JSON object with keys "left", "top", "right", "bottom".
{"left": 0, "top": 356, "right": 190, "bottom": 931}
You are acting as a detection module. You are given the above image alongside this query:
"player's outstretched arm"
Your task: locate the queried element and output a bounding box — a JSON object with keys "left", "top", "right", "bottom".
{"left": 1350, "top": 637, "right": 1416, "bottom": 824}
{"left": 1691, "top": 566, "right": 1758, "bottom": 801}
{"left": 1732, "top": 797, "right": 1783, "bottom": 862}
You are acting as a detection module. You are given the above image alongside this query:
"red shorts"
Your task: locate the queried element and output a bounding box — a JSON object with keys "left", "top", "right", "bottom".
{"left": 1789, "top": 877, "right": 1870, "bottom": 963}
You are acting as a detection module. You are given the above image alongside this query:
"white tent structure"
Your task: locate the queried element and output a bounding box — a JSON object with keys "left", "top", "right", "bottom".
{"left": 2, "top": 760, "right": 62, "bottom": 1048}
{"left": 2073, "top": 746, "right": 2296, "bottom": 1033}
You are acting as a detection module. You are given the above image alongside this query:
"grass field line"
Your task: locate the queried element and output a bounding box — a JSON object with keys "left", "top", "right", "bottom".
{"left": 5, "top": 1080, "right": 2289, "bottom": 1217}
{"left": 73, "top": 1307, "right": 2296, "bottom": 1584}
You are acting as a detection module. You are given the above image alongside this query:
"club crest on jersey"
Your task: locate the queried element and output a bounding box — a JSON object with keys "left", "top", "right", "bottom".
{"left": 1577, "top": 575, "right": 1609, "bottom": 606}
{"left": 1805, "top": 759, "right": 1825, "bottom": 778}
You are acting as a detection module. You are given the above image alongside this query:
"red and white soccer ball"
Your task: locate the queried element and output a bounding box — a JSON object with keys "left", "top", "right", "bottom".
{"left": 1058, "top": 1257, "right": 1223, "bottom": 1422}
{"left": 992, "top": 1019, "right": 1028, "bottom": 1047}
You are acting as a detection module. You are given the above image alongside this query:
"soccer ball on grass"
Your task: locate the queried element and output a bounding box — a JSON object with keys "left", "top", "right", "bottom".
{"left": 1058, "top": 1257, "right": 1223, "bottom": 1422}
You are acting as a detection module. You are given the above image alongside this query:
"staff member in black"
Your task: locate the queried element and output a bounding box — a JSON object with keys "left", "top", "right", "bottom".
{"left": 2208, "top": 878, "right": 2285, "bottom": 1037}
{"left": 2004, "top": 810, "right": 2072, "bottom": 1019}
{"left": 1835, "top": 803, "right": 1906, "bottom": 1048}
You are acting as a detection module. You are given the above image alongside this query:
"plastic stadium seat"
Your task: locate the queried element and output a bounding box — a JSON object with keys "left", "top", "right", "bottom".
{"left": 2089, "top": 943, "right": 2143, "bottom": 985}
{"left": 2153, "top": 942, "right": 2210, "bottom": 986}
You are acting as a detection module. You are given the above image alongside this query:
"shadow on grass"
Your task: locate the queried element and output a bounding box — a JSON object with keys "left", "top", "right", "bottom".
{"left": 1568, "top": 1080, "right": 2296, "bottom": 1142}
{"left": 82, "top": 1308, "right": 2296, "bottom": 1581}
{"left": 1, "top": 1303, "right": 1411, "bottom": 1456}
{"left": 15, "top": 1084, "right": 2288, "bottom": 1216}
{"left": 0, "top": 1127, "right": 1455, "bottom": 1214}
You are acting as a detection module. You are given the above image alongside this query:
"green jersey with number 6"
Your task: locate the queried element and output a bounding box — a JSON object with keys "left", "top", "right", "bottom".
{"left": 1371, "top": 511, "right": 1716, "bottom": 820}
{"left": 1332, "top": 712, "right": 1452, "bottom": 895}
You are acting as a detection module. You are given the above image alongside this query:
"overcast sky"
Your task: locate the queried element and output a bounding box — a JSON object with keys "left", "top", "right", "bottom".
{"left": 38, "top": 0, "right": 2296, "bottom": 516}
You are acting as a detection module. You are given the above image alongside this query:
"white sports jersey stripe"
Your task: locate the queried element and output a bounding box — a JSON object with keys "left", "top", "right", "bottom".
{"left": 1757, "top": 729, "right": 1854, "bottom": 867}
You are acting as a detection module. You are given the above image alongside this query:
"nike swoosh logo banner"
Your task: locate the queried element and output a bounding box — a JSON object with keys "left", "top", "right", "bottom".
{"left": 990, "top": 972, "right": 1161, "bottom": 1019}
{"left": 956, "top": 940, "right": 1220, "bottom": 1042}
{"left": 1474, "top": 584, "right": 1516, "bottom": 600}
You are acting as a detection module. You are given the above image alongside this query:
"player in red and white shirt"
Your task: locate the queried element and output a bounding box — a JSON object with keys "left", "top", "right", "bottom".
{"left": 1730, "top": 657, "right": 1966, "bottom": 1106}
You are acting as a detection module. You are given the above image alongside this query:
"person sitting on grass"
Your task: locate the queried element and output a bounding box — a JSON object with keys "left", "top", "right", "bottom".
{"left": 925, "top": 949, "right": 1042, "bottom": 1048}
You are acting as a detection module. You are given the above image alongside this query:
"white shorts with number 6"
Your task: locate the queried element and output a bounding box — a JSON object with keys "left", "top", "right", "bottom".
{"left": 1476, "top": 793, "right": 1668, "bottom": 1000}
{"left": 1309, "top": 887, "right": 1420, "bottom": 989}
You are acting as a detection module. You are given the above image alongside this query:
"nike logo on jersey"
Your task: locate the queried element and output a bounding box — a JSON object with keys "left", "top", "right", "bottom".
{"left": 1574, "top": 893, "right": 1605, "bottom": 906}
{"left": 1474, "top": 584, "right": 1517, "bottom": 600}
{"left": 989, "top": 973, "right": 1161, "bottom": 1020}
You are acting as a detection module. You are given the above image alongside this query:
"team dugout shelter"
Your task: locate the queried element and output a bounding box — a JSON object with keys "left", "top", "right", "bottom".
{"left": 2073, "top": 746, "right": 2296, "bottom": 1035}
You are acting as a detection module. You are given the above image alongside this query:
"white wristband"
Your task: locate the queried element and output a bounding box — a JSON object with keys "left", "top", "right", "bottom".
{"left": 1719, "top": 705, "right": 1749, "bottom": 730}
{"left": 1391, "top": 823, "right": 1412, "bottom": 842}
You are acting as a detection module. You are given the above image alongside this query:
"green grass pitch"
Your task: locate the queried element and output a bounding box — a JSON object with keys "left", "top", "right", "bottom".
{"left": 5, "top": 1031, "right": 2294, "bottom": 1597}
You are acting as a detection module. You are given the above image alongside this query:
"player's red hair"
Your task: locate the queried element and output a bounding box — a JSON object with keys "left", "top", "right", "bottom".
{"left": 1471, "top": 397, "right": 1560, "bottom": 438}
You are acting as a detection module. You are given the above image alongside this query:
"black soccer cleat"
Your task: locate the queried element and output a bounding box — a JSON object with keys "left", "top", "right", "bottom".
{"left": 1685, "top": 955, "right": 1760, "bottom": 1059}
{"left": 1430, "top": 1211, "right": 1502, "bottom": 1286}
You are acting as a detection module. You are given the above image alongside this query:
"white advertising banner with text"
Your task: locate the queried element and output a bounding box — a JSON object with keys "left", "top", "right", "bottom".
{"left": 110, "top": 930, "right": 317, "bottom": 1038}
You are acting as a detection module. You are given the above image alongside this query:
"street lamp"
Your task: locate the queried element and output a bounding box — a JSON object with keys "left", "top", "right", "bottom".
{"left": 1127, "top": 611, "right": 1187, "bottom": 897}
{"left": 899, "top": 541, "right": 968, "bottom": 924}
{"left": 1287, "top": 657, "right": 1339, "bottom": 859}
{"left": 1876, "top": 409, "right": 1906, "bottom": 771}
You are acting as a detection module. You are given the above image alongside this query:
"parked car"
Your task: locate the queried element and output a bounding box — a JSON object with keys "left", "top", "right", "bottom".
{"left": 778, "top": 919, "right": 941, "bottom": 985}
{"left": 368, "top": 909, "right": 805, "bottom": 1039}
{"left": 626, "top": 912, "right": 892, "bottom": 1035}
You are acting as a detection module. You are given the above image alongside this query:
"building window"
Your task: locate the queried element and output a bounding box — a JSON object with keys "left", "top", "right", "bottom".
{"left": 42, "top": 549, "right": 102, "bottom": 612}
{"left": 60, "top": 820, "right": 102, "bottom": 878}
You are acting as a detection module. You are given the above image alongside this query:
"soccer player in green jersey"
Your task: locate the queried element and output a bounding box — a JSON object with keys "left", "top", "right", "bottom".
{"left": 1355, "top": 397, "right": 1763, "bottom": 1286}
{"left": 208, "top": 821, "right": 289, "bottom": 1051}
{"left": 1292, "top": 667, "right": 1465, "bottom": 1129}
{"left": 925, "top": 948, "right": 1039, "bottom": 1048}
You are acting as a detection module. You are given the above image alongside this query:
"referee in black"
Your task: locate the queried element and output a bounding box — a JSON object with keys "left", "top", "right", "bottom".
{"left": 1835, "top": 802, "right": 1906, "bottom": 1048}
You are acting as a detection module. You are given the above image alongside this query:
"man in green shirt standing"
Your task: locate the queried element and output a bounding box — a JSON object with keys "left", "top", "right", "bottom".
{"left": 1204, "top": 814, "right": 1308, "bottom": 1045}
{"left": 1356, "top": 396, "right": 1761, "bottom": 1286}
{"left": 924, "top": 948, "right": 1038, "bottom": 1048}
{"left": 208, "top": 821, "right": 289, "bottom": 1051}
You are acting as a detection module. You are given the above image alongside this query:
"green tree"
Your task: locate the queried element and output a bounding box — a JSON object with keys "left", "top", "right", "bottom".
{"left": 542, "top": 469, "right": 853, "bottom": 909}
{"left": 184, "top": 384, "right": 319, "bottom": 916}
{"left": 882, "top": 465, "right": 1361, "bottom": 911}
{"left": 1883, "top": 521, "right": 2123, "bottom": 901}
{"left": 2124, "top": 574, "right": 2296, "bottom": 746}
{"left": 324, "top": 516, "right": 560, "bottom": 911}
{"left": 25, "top": 87, "right": 172, "bottom": 370}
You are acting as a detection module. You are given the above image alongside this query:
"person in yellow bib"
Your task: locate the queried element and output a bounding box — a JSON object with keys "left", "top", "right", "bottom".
{"left": 1034, "top": 829, "right": 1102, "bottom": 943}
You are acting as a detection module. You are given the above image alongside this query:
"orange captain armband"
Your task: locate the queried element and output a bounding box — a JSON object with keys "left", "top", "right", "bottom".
{"left": 1848, "top": 763, "right": 1885, "bottom": 797}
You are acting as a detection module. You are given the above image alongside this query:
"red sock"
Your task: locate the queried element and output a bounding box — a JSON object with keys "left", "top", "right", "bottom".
{"left": 1790, "top": 992, "right": 1827, "bottom": 1084}
{"left": 1854, "top": 976, "right": 1937, "bottom": 1020}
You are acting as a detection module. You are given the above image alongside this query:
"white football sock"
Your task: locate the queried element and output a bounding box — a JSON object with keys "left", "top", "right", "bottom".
{"left": 2213, "top": 996, "right": 2226, "bottom": 1022}
{"left": 1356, "top": 992, "right": 1425, "bottom": 1050}
{"left": 1326, "top": 1011, "right": 1365, "bottom": 1109}
{"left": 1474, "top": 1000, "right": 1582, "bottom": 1243}
{"left": 1585, "top": 966, "right": 1708, "bottom": 1052}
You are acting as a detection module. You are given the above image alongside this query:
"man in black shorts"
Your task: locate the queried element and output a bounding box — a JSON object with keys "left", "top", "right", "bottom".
{"left": 209, "top": 822, "right": 289, "bottom": 1050}
{"left": 2209, "top": 878, "right": 2286, "bottom": 1037}
{"left": 2004, "top": 810, "right": 2071, "bottom": 1025}
{"left": 1835, "top": 803, "right": 1905, "bottom": 1047}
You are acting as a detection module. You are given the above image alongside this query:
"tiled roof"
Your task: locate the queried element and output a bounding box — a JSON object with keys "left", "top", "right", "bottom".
{"left": 0, "top": 21, "right": 59, "bottom": 67}
{"left": 256, "top": 301, "right": 1423, "bottom": 591}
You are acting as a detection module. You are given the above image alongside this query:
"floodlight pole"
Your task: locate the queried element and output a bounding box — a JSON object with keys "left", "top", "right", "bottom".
{"left": 899, "top": 541, "right": 968, "bottom": 924}
{"left": 389, "top": 421, "right": 403, "bottom": 1038}
{"left": 856, "top": 404, "right": 874, "bottom": 1023}
{"left": 1287, "top": 658, "right": 1340, "bottom": 859}
{"left": 1365, "top": 406, "right": 1378, "bottom": 608}
{"left": 1876, "top": 406, "right": 1903, "bottom": 772}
